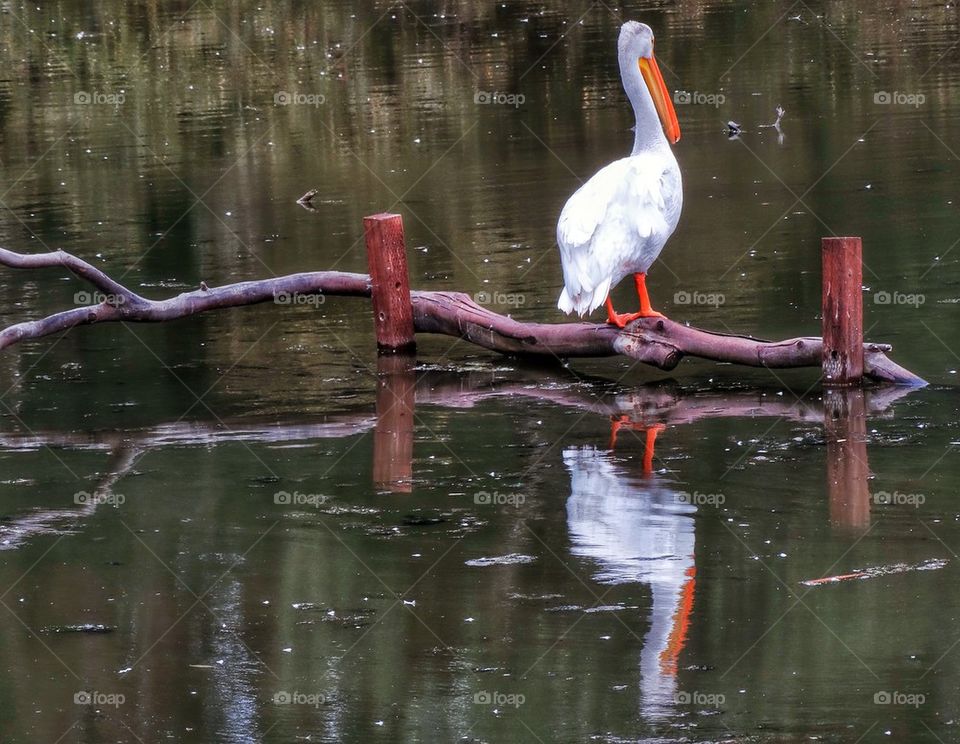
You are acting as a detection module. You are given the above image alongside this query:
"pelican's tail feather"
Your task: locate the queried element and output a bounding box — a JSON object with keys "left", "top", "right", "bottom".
{"left": 557, "top": 276, "right": 612, "bottom": 318}
{"left": 557, "top": 287, "right": 576, "bottom": 315}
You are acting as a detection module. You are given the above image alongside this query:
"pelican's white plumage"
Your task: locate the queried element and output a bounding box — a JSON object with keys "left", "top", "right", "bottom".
{"left": 557, "top": 153, "right": 681, "bottom": 315}
{"left": 557, "top": 21, "right": 682, "bottom": 319}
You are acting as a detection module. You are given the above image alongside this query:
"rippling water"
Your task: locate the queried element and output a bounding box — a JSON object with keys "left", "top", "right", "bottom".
{"left": 1, "top": 1, "right": 959, "bottom": 742}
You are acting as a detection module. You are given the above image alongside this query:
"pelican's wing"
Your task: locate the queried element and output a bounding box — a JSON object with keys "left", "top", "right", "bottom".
{"left": 627, "top": 157, "right": 673, "bottom": 241}
{"left": 556, "top": 161, "right": 626, "bottom": 315}
{"left": 557, "top": 157, "right": 676, "bottom": 316}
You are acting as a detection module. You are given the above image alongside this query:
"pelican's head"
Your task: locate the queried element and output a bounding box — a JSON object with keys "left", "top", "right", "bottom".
{"left": 618, "top": 21, "right": 681, "bottom": 145}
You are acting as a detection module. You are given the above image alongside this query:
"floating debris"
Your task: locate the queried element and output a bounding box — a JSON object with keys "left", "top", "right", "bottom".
{"left": 757, "top": 105, "right": 786, "bottom": 144}
{"left": 43, "top": 624, "right": 116, "bottom": 634}
{"left": 545, "top": 603, "right": 639, "bottom": 613}
{"left": 321, "top": 609, "right": 377, "bottom": 628}
{"left": 465, "top": 553, "right": 536, "bottom": 567}
{"left": 800, "top": 558, "right": 947, "bottom": 587}
{"left": 296, "top": 188, "right": 319, "bottom": 211}
{"left": 758, "top": 105, "right": 785, "bottom": 130}
{"left": 248, "top": 475, "right": 281, "bottom": 487}
{"left": 137, "top": 279, "right": 192, "bottom": 289}
{"left": 316, "top": 505, "right": 380, "bottom": 516}
{"left": 401, "top": 513, "right": 446, "bottom": 527}
{"left": 291, "top": 602, "right": 324, "bottom": 611}
{"left": 293, "top": 606, "right": 377, "bottom": 628}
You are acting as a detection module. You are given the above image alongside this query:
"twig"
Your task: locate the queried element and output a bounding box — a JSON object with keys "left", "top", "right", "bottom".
{"left": 296, "top": 188, "right": 319, "bottom": 211}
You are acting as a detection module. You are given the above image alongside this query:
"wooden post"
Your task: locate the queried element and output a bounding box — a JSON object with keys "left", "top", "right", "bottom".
{"left": 363, "top": 213, "right": 416, "bottom": 353}
{"left": 821, "top": 237, "right": 864, "bottom": 386}
{"left": 373, "top": 354, "right": 416, "bottom": 493}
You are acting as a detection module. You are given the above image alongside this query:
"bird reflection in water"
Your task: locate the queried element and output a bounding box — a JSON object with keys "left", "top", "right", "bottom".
{"left": 564, "top": 420, "right": 696, "bottom": 718}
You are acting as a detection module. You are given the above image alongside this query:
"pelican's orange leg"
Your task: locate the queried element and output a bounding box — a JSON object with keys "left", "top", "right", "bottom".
{"left": 603, "top": 273, "right": 665, "bottom": 327}
{"left": 634, "top": 272, "right": 665, "bottom": 319}
{"left": 604, "top": 297, "right": 633, "bottom": 328}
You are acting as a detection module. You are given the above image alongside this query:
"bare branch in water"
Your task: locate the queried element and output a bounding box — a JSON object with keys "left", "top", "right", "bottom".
{"left": 0, "top": 245, "right": 925, "bottom": 385}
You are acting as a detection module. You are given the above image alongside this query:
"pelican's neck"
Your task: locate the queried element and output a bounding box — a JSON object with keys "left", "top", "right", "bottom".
{"left": 620, "top": 55, "right": 669, "bottom": 156}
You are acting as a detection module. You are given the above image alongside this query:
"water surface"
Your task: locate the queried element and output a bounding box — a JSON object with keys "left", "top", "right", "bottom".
{"left": 1, "top": 1, "right": 959, "bottom": 742}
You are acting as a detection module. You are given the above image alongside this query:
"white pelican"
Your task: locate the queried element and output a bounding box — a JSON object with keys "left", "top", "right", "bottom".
{"left": 557, "top": 21, "right": 682, "bottom": 327}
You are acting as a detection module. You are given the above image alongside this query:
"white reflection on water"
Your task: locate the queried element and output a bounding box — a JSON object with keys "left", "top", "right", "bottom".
{"left": 563, "top": 446, "right": 696, "bottom": 719}
{"left": 209, "top": 579, "right": 263, "bottom": 743}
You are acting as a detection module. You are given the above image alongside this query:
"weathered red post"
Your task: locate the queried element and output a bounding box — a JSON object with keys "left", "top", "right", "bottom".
{"left": 363, "top": 213, "right": 416, "bottom": 353}
{"left": 821, "top": 237, "right": 863, "bottom": 386}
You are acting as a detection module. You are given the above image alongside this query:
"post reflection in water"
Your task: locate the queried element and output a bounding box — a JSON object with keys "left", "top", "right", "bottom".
{"left": 563, "top": 432, "right": 696, "bottom": 719}
{"left": 373, "top": 354, "right": 417, "bottom": 493}
{"left": 824, "top": 388, "right": 872, "bottom": 531}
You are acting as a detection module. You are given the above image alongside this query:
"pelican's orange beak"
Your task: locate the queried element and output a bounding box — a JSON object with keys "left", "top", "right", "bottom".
{"left": 639, "top": 53, "right": 681, "bottom": 144}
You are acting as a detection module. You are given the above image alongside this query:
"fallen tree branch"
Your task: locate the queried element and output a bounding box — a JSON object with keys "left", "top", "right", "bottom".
{"left": 0, "top": 246, "right": 925, "bottom": 385}
{"left": 409, "top": 291, "right": 923, "bottom": 385}
{"left": 0, "top": 246, "right": 137, "bottom": 300}
{"left": 0, "top": 245, "right": 369, "bottom": 350}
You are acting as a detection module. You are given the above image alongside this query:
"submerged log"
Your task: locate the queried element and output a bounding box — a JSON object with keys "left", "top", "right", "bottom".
{"left": 0, "top": 245, "right": 926, "bottom": 386}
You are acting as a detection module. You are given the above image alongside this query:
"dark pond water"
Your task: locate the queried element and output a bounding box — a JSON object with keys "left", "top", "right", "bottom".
{"left": 1, "top": 1, "right": 960, "bottom": 741}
